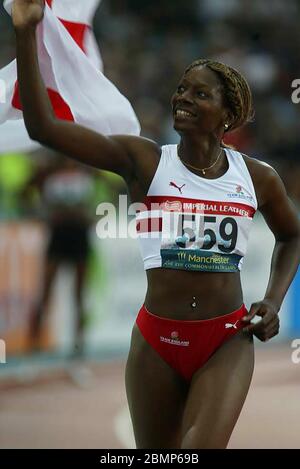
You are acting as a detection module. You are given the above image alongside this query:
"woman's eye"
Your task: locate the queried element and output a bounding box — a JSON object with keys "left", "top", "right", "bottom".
{"left": 177, "top": 86, "right": 185, "bottom": 94}
{"left": 197, "top": 91, "right": 207, "bottom": 98}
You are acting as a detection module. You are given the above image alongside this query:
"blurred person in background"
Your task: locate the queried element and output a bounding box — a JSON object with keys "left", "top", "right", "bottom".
{"left": 22, "top": 154, "right": 97, "bottom": 358}
{"left": 12, "top": 0, "right": 300, "bottom": 449}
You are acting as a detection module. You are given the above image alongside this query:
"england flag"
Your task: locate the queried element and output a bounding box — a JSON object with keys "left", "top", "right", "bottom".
{"left": 0, "top": 0, "right": 140, "bottom": 153}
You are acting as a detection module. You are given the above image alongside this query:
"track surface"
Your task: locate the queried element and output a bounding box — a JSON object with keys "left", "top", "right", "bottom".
{"left": 0, "top": 344, "right": 299, "bottom": 449}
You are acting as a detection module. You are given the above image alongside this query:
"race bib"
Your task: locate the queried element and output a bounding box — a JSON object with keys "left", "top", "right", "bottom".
{"left": 160, "top": 208, "right": 242, "bottom": 272}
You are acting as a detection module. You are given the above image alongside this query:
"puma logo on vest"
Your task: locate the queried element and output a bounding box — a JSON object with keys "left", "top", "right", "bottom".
{"left": 169, "top": 181, "right": 186, "bottom": 194}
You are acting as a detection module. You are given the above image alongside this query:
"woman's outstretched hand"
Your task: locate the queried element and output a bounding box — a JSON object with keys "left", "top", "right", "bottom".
{"left": 12, "top": 0, "right": 45, "bottom": 31}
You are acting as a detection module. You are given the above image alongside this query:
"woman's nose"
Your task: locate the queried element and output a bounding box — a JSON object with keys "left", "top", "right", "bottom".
{"left": 179, "top": 90, "right": 193, "bottom": 103}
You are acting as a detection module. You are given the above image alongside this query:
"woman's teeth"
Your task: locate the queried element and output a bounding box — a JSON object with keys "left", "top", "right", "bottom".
{"left": 175, "top": 109, "right": 194, "bottom": 118}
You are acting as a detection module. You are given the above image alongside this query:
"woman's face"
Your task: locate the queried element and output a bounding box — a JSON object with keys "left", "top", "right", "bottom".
{"left": 171, "top": 65, "right": 229, "bottom": 135}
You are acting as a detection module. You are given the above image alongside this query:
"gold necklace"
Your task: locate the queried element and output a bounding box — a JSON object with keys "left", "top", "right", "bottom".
{"left": 178, "top": 147, "right": 223, "bottom": 175}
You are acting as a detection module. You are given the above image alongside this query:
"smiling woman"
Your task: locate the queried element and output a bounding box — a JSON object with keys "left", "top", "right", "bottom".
{"left": 173, "top": 60, "right": 254, "bottom": 149}
{"left": 171, "top": 59, "right": 254, "bottom": 176}
{"left": 183, "top": 59, "right": 254, "bottom": 128}
{"left": 12, "top": 0, "right": 300, "bottom": 450}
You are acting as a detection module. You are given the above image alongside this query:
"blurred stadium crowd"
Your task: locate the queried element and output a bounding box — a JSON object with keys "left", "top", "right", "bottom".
{"left": 0, "top": 0, "right": 300, "bottom": 216}
{"left": 94, "top": 0, "right": 300, "bottom": 204}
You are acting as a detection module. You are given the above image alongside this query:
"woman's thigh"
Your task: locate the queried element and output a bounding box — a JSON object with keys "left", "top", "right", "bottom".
{"left": 181, "top": 330, "right": 254, "bottom": 449}
{"left": 125, "top": 324, "right": 189, "bottom": 449}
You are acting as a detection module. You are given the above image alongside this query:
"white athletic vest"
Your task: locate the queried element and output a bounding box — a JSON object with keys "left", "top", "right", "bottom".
{"left": 136, "top": 144, "right": 258, "bottom": 272}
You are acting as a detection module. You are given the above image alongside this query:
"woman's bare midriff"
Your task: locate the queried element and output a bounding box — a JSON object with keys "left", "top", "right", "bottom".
{"left": 145, "top": 268, "right": 244, "bottom": 320}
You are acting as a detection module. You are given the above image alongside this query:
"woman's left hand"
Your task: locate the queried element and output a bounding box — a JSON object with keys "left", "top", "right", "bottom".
{"left": 242, "top": 299, "right": 280, "bottom": 342}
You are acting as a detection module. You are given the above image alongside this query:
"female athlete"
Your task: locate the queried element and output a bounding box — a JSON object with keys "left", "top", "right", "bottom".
{"left": 12, "top": 0, "right": 300, "bottom": 449}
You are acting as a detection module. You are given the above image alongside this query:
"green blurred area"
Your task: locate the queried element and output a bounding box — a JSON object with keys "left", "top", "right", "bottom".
{"left": 0, "top": 152, "right": 126, "bottom": 219}
{"left": 0, "top": 153, "right": 34, "bottom": 219}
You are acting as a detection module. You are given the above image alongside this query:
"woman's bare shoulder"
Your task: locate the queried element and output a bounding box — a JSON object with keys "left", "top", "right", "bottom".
{"left": 241, "top": 152, "right": 285, "bottom": 207}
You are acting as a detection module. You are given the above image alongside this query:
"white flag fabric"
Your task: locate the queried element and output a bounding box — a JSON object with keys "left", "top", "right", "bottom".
{"left": 0, "top": 0, "right": 140, "bottom": 153}
{"left": 0, "top": 121, "right": 40, "bottom": 153}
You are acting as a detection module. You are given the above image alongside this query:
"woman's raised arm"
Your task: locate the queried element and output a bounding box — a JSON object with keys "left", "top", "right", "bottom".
{"left": 13, "top": 0, "right": 155, "bottom": 182}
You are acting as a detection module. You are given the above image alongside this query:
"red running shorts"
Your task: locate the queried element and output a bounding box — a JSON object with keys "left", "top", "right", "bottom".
{"left": 135, "top": 303, "right": 247, "bottom": 381}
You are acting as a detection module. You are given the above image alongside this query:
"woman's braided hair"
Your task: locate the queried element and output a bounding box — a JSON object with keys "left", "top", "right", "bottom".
{"left": 184, "top": 59, "right": 255, "bottom": 134}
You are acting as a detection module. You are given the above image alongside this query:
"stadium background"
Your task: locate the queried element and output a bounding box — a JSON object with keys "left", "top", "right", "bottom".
{"left": 0, "top": 0, "right": 299, "bottom": 449}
